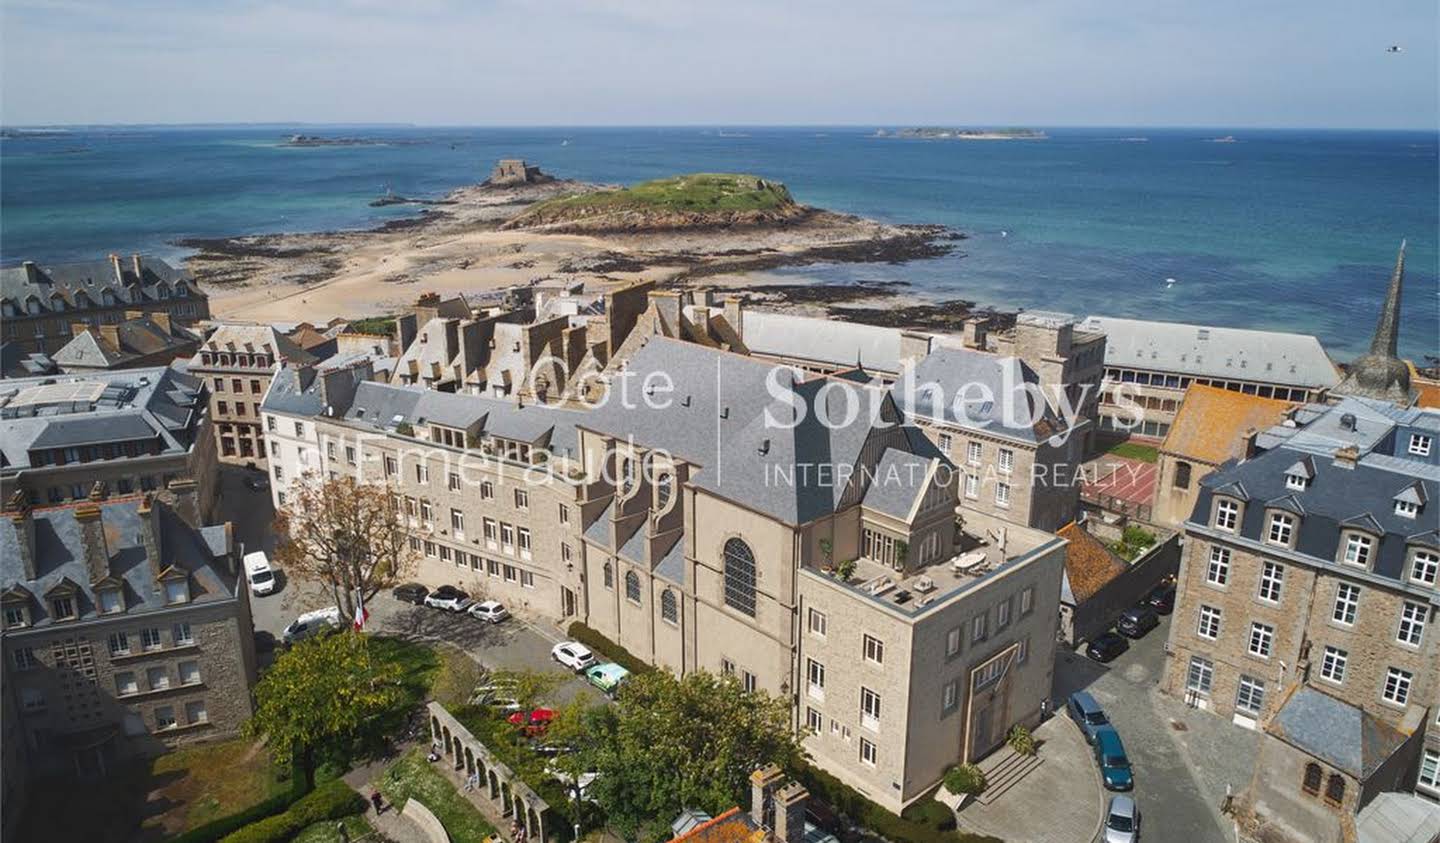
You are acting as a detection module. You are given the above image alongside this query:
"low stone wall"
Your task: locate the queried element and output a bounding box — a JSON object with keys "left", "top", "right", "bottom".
{"left": 403, "top": 798, "right": 452, "bottom": 843}
{"left": 427, "top": 701, "right": 553, "bottom": 842}
{"left": 1066, "top": 532, "right": 1180, "bottom": 645}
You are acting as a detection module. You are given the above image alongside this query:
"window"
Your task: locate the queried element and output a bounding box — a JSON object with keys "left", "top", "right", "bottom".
{"left": 115, "top": 672, "right": 138, "bottom": 695}
{"left": 1174, "top": 461, "right": 1192, "bottom": 489}
{"left": 946, "top": 627, "right": 962, "bottom": 658}
{"left": 743, "top": 671, "right": 757, "bottom": 694}
{"left": 1409, "top": 433, "right": 1433, "bottom": 456}
{"left": 1302, "top": 763, "right": 1323, "bottom": 796}
{"left": 155, "top": 706, "right": 177, "bottom": 730}
{"left": 964, "top": 473, "right": 978, "bottom": 499}
{"left": 521, "top": 571, "right": 535, "bottom": 589}
{"left": 559, "top": 504, "right": 571, "bottom": 525}
{"left": 484, "top": 518, "right": 498, "bottom": 545}
{"left": 603, "top": 562, "right": 613, "bottom": 589}
{"left": 20, "top": 688, "right": 44, "bottom": 712}
{"left": 1197, "top": 605, "right": 1221, "bottom": 640}
{"left": 723, "top": 538, "right": 757, "bottom": 617}
{"left": 1186, "top": 656, "right": 1214, "bottom": 696}
{"left": 1017, "top": 636, "right": 1029, "bottom": 665}
{"left": 806, "top": 707, "right": 823, "bottom": 734}
{"left": 1285, "top": 472, "right": 1307, "bottom": 492}
{"left": 807, "top": 658, "right": 825, "bottom": 699}
{"left": 1395, "top": 499, "right": 1418, "bottom": 519}
{"left": 1266, "top": 513, "right": 1294, "bottom": 547}
{"left": 1235, "top": 675, "right": 1266, "bottom": 715}
{"left": 1411, "top": 550, "right": 1438, "bottom": 586}
{"left": 500, "top": 523, "right": 514, "bottom": 550}
{"left": 996, "top": 598, "right": 1011, "bottom": 629}
{"left": 1333, "top": 583, "right": 1360, "bottom": 625}
{"left": 293, "top": 421, "right": 305, "bottom": 437}
{"left": 147, "top": 666, "right": 170, "bottom": 690}
{"left": 164, "top": 580, "right": 188, "bottom": 605}
{"left": 517, "top": 528, "right": 531, "bottom": 558}
{"left": 141, "top": 627, "right": 163, "bottom": 651}
{"left": 971, "top": 613, "right": 987, "bottom": 644}
{"left": 480, "top": 481, "right": 494, "bottom": 500}
{"left": 51, "top": 595, "right": 76, "bottom": 620}
{"left": 1207, "top": 546, "right": 1231, "bottom": 585}
{"left": 863, "top": 634, "right": 884, "bottom": 665}
{"left": 1020, "top": 586, "right": 1034, "bottom": 616}
{"left": 1248, "top": 622, "right": 1274, "bottom": 658}
{"left": 625, "top": 571, "right": 641, "bottom": 604}
{"left": 179, "top": 661, "right": 201, "bottom": 685}
{"left": 13, "top": 647, "right": 36, "bottom": 671}
{"left": 1382, "top": 667, "right": 1412, "bottom": 706}
{"left": 503, "top": 564, "right": 517, "bottom": 583}
{"left": 1258, "top": 562, "right": 1284, "bottom": 603}
{"left": 1397, "top": 601, "right": 1426, "bottom": 646}
{"left": 997, "top": 448, "right": 1014, "bottom": 474}
{"left": 4, "top": 605, "right": 28, "bottom": 628}
{"left": 186, "top": 700, "right": 208, "bottom": 725}
{"left": 99, "top": 588, "right": 123, "bottom": 614}
{"left": 860, "top": 687, "right": 881, "bottom": 730}
{"left": 346, "top": 446, "right": 357, "bottom": 463}
{"left": 448, "top": 472, "right": 461, "bottom": 492}
{"left": 1215, "top": 499, "right": 1239, "bottom": 532}
{"left": 859, "top": 738, "right": 877, "bottom": 766}
{"left": 721, "top": 658, "right": 735, "bottom": 676}
{"left": 1320, "top": 646, "right": 1347, "bottom": 684}
{"left": 514, "top": 488, "right": 529, "bottom": 510}
{"left": 487, "top": 558, "right": 500, "bottom": 576}
{"left": 173, "top": 622, "right": 193, "bottom": 645}
{"left": 995, "top": 482, "right": 1011, "bottom": 507}
{"left": 1342, "top": 534, "right": 1373, "bottom": 567}
{"left": 661, "top": 589, "right": 678, "bottom": 624}
{"left": 942, "top": 679, "right": 959, "bottom": 713}
{"left": 561, "top": 543, "right": 572, "bottom": 563}
{"left": 1324, "top": 774, "right": 1345, "bottom": 808}
{"left": 419, "top": 500, "right": 433, "bottom": 525}
{"left": 1417, "top": 749, "right": 1439, "bottom": 792}
{"left": 808, "top": 608, "right": 827, "bottom": 637}
{"left": 450, "top": 509, "right": 465, "bottom": 537}
{"left": 966, "top": 441, "right": 982, "bottom": 466}
{"left": 384, "top": 456, "right": 397, "bottom": 477}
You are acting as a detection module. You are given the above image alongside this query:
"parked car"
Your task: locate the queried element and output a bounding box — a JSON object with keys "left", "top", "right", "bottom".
{"left": 423, "top": 585, "right": 473, "bottom": 612}
{"left": 1103, "top": 794, "right": 1141, "bottom": 842}
{"left": 1117, "top": 607, "right": 1160, "bottom": 639}
{"left": 392, "top": 583, "right": 430, "bottom": 605}
{"left": 508, "top": 708, "right": 555, "bottom": 737}
{"left": 468, "top": 600, "right": 510, "bottom": 624}
{"left": 584, "top": 662, "right": 631, "bottom": 697}
{"left": 1093, "top": 726, "right": 1134, "bottom": 791}
{"left": 1143, "top": 583, "right": 1176, "bottom": 615}
{"left": 243, "top": 551, "right": 277, "bottom": 596}
{"left": 244, "top": 473, "right": 270, "bottom": 492}
{"left": 1065, "top": 691, "right": 1111, "bottom": 745}
{"left": 281, "top": 606, "right": 342, "bottom": 646}
{"left": 551, "top": 641, "right": 596, "bottom": 672}
{"left": 1087, "top": 632, "right": 1130, "bottom": 663}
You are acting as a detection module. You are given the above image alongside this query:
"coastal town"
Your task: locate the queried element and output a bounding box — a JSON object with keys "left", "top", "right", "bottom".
{"left": 0, "top": 156, "right": 1436, "bottom": 843}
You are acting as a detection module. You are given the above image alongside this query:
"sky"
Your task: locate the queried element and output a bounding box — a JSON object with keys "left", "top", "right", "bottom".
{"left": 2, "top": 0, "right": 1436, "bottom": 128}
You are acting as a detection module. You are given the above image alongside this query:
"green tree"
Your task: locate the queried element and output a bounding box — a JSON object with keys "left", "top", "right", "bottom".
{"left": 488, "top": 668, "right": 565, "bottom": 712}
{"left": 246, "top": 634, "right": 405, "bottom": 789}
{"left": 579, "top": 670, "right": 801, "bottom": 841}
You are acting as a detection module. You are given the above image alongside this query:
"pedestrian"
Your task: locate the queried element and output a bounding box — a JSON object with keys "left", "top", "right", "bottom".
{"left": 370, "top": 790, "right": 385, "bottom": 815}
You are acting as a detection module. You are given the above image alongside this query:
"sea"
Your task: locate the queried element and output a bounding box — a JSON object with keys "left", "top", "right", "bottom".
{"left": 1, "top": 125, "right": 1435, "bottom": 361}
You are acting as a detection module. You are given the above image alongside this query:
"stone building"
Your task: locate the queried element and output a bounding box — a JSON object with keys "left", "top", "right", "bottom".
{"left": 488, "top": 159, "right": 543, "bottom": 186}
{"left": 0, "top": 255, "right": 210, "bottom": 356}
{"left": 0, "top": 488, "right": 257, "bottom": 784}
{"left": 0, "top": 367, "right": 218, "bottom": 521}
{"left": 51, "top": 312, "right": 201, "bottom": 373}
{"left": 188, "top": 324, "right": 317, "bottom": 465}
{"left": 989, "top": 311, "right": 1107, "bottom": 455}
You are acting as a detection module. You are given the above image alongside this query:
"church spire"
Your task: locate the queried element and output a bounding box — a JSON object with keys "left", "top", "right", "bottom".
{"left": 1369, "top": 239, "right": 1405, "bottom": 358}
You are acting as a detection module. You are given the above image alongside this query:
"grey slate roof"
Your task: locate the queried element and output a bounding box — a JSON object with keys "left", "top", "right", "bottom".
{"left": 653, "top": 540, "right": 686, "bottom": 587}
{"left": 1079, "top": 315, "right": 1338, "bottom": 388}
{"left": 894, "top": 346, "right": 1062, "bottom": 444}
{"left": 197, "top": 324, "right": 316, "bottom": 365}
{"left": 341, "top": 381, "right": 584, "bottom": 459}
{"left": 1267, "top": 686, "right": 1410, "bottom": 779}
{"left": 741, "top": 310, "right": 919, "bottom": 374}
{"left": 0, "top": 256, "right": 200, "bottom": 315}
{"left": 0, "top": 497, "right": 237, "bottom": 628}
{"left": 861, "top": 448, "right": 934, "bottom": 519}
{"left": 261, "top": 351, "right": 390, "bottom": 418}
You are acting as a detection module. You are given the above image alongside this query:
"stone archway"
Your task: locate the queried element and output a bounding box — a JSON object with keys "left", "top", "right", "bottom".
{"left": 465, "top": 747, "right": 476, "bottom": 776}
{"left": 527, "top": 803, "right": 542, "bottom": 839}
{"left": 488, "top": 769, "right": 500, "bottom": 800}
{"left": 500, "top": 781, "right": 513, "bottom": 816}
{"left": 431, "top": 716, "right": 441, "bottom": 743}
{"left": 452, "top": 735, "right": 465, "bottom": 769}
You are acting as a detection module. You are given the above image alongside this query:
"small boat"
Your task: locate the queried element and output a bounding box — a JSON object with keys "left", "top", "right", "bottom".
{"left": 1165, "top": 277, "right": 1177, "bottom": 288}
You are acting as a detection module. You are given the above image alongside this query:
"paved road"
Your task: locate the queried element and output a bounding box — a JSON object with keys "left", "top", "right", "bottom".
{"left": 1054, "top": 616, "right": 1257, "bottom": 843}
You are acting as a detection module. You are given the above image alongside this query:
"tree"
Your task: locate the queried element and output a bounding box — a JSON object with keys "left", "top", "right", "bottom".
{"left": 578, "top": 670, "right": 802, "bottom": 841}
{"left": 246, "top": 634, "right": 405, "bottom": 789}
{"left": 274, "top": 473, "right": 417, "bottom": 622}
{"left": 488, "top": 668, "right": 565, "bottom": 711}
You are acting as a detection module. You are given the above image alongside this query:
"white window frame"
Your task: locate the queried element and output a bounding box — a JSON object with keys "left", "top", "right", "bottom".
{"left": 1197, "top": 605, "right": 1221, "bottom": 640}
{"left": 1235, "top": 675, "right": 1266, "bottom": 715}
{"left": 1320, "top": 646, "right": 1347, "bottom": 684}
{"left": 1419, "top": 748, "right": 1440, "bottom": 793}
{"left": 860, "top": 686, "right": 881, "bottom": 731}
{"left": 1397, "top": 601, "right": 1426, "bottom": 647}
{"left": 1408, "top": 433, "right": 1432, "bottom": 457}
{"left": 1342, "top": 533, "right": 1374, "bottom": 567}
{"left": 1186, "top": 656, "right": 1214, "bottom": 696}
{"left": 1333, "top": 583, "right": 1360, "bottom": 625}
{"left": 1382, "top": 667, "right": 1413, "bottom": 706}
{"left": 1258, "top": 561, "right": 1284, "bottom": 603}
{"left": 1207, "top": 545, "right": 1231, "bottom": 586}
{"left": 1411, "top": 549, "right": 1438, "bottom": 586}
{"left": 808, "top": 608, "right": 827, "bottom": 638}
{"left": 1214, "top": 499, "right": 1239, "bottom": 532}
{"left": 806, "top": 658, "right": 825, "bottom": 701}
{"left": 1266, "top": 512, "right": 1294, "bottom": 547}
{"left": 859, "top": 737, "right": 877, "bottom": 766}
{"left": 863, "top": 634, "right": 884, "bottom": 665}
{"left": 1247, "top": 621, "right": 1274, "bottom": 658}
{"left": 966, "top": 441, "right": 982, "bottom": 466}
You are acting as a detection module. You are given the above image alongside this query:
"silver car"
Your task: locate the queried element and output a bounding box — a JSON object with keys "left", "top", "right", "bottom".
{"left": 1103, "top": 795, "right": 1140, "bottom": 843}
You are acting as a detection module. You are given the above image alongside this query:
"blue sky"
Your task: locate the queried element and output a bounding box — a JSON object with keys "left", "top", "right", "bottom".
{"left": 2, "top": 0, "right": 1436, "bottom": 128}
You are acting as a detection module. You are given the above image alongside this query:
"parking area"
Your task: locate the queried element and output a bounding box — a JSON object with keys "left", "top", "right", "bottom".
{"left": 1054, "top": 615, "right": 1259, "bottom": 843}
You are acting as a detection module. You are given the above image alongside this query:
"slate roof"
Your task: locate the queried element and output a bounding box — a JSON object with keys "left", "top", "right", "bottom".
{"left": 741, "top": 309, "right": 919, "bottom": 374}
{"left": 1267, "top": 686, "right": 1411, "bottom": 779}
{"left": 1160, "top": 384, "right": 1294, "bottom": 465}
{"left": 1057, "top": 521, "right": 1128, "bottom": 605}
{"left": 261, "top": 352, "right": 390, "bottom": 418}
{"left": 861, "top": 448, "right": 936, "bottom": 519}
{"left": 1079, "top": 315, "right": 1339, "bottom": 388}
{"left": 0, "top": 256, "right": 201, "bottom": 315}
{"left": 52, "top": 317, "right": 200, "bottom": 370}
{"left": 196, "top": 324, "right": 316, "bottom": 365}
{"left": 341, "top": 381, "right": 584, "bottom": 459}
{"left": 893, "top": 345, "right": 1062, "bottom": 444}
{"left": 0, "top": 497, "right": 236, "bottom": 628}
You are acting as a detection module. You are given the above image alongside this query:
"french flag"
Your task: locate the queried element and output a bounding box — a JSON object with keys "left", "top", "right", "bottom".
{"left": 354, "top": 590, "right": 370, "bottom": 631}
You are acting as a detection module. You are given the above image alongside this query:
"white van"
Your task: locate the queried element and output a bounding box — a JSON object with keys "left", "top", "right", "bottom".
{"left": 281, "top": 606, "right": 342, "bottom": 646}
{"left": 243, "top": 551, "right": 277, "bottom": 596}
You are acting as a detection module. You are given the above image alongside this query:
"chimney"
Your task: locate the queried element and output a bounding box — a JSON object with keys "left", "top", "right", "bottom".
{"left": 773, "top": 782, "right": 808, "bottom": 843}
{"left": 166, "top": 479, "right": 201, "bottom": 529}
{"left": 692, "top": 306, "right": 711, "bottom": 338}
{"left": 131, "top": 254, "right": 144, "bottom": 280}
{"left": 899, "top": 331, "right": 931, "bottom": 365}
{"left": 99, "top": 323, "right": 122, "bottom": 350}
{"left": 108, "top": 254, "right": 125, "bottom": 285}
{"left": 137, "top": 493, "right": 165, "bottom": 586}
{"left": 7, "top": 491, "right": 38, "bottom": 580}
{"left": 724, "top": 296, "right": 745, "bottom": 341}
{"left": 1333, "top": 444, "right": 1359, "bottom": 470}
{"left": 22, "top": 260, "right": 38, "bottom": 283}
{"left": 651, "top": 291, "right": 682, "bottom": 334}
{"left": 74, "top": 502, "right": 112, "bottom": 584}
{"left": 151, "top": 312, "right": 172, "bottom": 334}
{"left": 749, "top": 764, "right": 785, "bottom": 830}
{"left": 71, "top": 322, "right": 91, "bottom": 338}
{"left": 1241, "top": 427, "right": 1259, "bottom": 460}
{"left": 125, "top": 309, "right": 144, "bottom": 321}
{"left": 962, "top": 317, "right": 989, "bottom": 351}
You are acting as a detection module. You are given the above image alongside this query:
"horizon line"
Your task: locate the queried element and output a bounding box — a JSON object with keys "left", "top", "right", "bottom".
{"left": 3, "top": 121, "right": 1437, "bottom": 133}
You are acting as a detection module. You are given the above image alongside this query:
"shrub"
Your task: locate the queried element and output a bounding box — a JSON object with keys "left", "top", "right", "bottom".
{"left": 217, "top": 780, "right": 364, "bottom": 843}
{"left": 942, "top": 763, "right": 987, "bottom": 797}
{"left": 836, "top": 559, "right": 857, "bottom": 582}
{"left": 795, "top": 762, "right": 998, "bottom": 843}
{"left": 1006, "top": 725, "right": 1036, "bottom": 757}
{"left": 565, "top": 622, "right": 655, "bottom": 677}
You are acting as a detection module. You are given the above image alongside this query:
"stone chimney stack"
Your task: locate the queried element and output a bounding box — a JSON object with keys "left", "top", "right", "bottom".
{"left": 899, "top": 331, "right": 931, "bottom": 366}
{"left": 22, "top": 261, "right": 38, "bottom": 283}
{"left": 773, "top": 782, "right": 808, "bottom": 843}
{"left": 99, "top": 323, "right": 122, "bottom": 350}
{"left": 1333, "top": 444, "right": 1360, "bottom": 470}
{"left": 131, "top": 254, "right": 144, "bottom": 281}
{"left": 1241, "top": 427, "right": 1259, "bottom": 461}
{"left": 724, "top": 296, "right": 745, "bottom": 342}
{"left": 166, "top": 479, "right": 201, "bottom": 529}
{"left": 7, "top": 491, "right": 38, "bottom": 581}
{"left": 962, "top": 317, "right": 989, "bottom": 351}
{"left": 109, "top": 254, "right": 125, "bottom": 285}
{"left": 692, "top": 306, "right": 711, "bottom": 338}
{"left": 749, "top": 764, "right": 785, "bottom": 831}
{"left": 151, "top": 312, "right": 172, "bottom": 334}
{"left": 137, "top": 493, "right": 165, "bottom": 587}
{"left": 650, "top": 291, "right": 682, "bottom": 334}
{"left": 74, "top": 502, "right": 112, "bottom": 584}
{"left": 71, "top": 322, "right": 91, "bottom": 339}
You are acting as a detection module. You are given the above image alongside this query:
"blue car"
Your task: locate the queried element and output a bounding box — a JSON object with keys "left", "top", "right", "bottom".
{"left": 1093, "top": 726, "right": 1134, "bottom": 791}
{"left": 1065, "top": 691, "right": 1110, "bottom": 745}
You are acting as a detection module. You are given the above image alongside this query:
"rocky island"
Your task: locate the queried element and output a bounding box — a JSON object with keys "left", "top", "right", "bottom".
{"left": 891, "top": 127, "right": 1047, "bottom": 140}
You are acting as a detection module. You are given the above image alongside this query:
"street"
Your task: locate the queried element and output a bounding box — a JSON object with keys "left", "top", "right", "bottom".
{"left": 1054, "top": 615, "right": 1259, "bottom": 843}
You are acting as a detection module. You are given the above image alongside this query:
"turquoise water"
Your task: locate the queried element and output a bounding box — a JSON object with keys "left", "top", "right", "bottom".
{"left": 1, "top": 125, "right": 1435, "bottom": 360}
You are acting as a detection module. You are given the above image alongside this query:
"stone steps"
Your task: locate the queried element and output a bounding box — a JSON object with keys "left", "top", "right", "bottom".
{"left": 975, "top": 747, "right": 1044, "bottom": 805}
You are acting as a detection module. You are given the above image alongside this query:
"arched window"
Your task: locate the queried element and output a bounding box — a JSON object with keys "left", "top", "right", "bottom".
{"left": 603, "top": 562, "right": 613, "bottom": 589}
{"left": 1324, "top": 773, "right": 1345, "bottom": 807}
{"left": 1302, "top": 762, "right": 1322, "bottom": 796}
{"left": 625, "top": 571, "right": 641, "bottom": 605}
{"left": 723, "top": 538, "right": 757, "bottom": 617}
{"left": 656, "top": 473, "right": 674, "bottom": 511}
{"left": 661, "top": 589, "right": 677, "bottom": 624}
{"left": 1174, "top": 461, "right": 1192, "bottom": 489}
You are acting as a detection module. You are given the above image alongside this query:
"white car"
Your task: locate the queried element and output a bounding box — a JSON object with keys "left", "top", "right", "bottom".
{"left": 242, "top": 551, "right": 276, "bottom": 596}
{"left": 423, "top": 585, "right": 473, "bottom": 612}
{"left": 551, "top": 641, "right": 596, "bottom": 672}
{"left": 468, "top": 600, "right": 510, "bottom": 624}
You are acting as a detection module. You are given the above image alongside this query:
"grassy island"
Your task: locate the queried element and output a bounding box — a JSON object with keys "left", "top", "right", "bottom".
{"left": 504, "top": 172, "right": 808, "bottom": 232}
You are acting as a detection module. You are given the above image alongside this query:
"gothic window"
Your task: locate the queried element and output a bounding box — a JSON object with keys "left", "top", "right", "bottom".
{"left": 1324, "top": 774, "right": 1345, "bottom": 807}
{"left": 603, "top": 562, "right": 613, "bottom": 589}
{"left": 723, "top": 538, "right": 757, "bottom": 617}
{"left": 625, "top": 571, "right": 641, "bottom": 605}
{"left": 1302, "top": 763, "right": 1322, "bottom": 796}
{"left": 661, "top": 589, "right": 678, "bottom": 624}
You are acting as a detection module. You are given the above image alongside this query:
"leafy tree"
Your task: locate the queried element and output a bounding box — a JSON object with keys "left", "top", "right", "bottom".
{"left": 246, "top": 634, "right": 405, "bottom": 789}
{"left": 489, "top": 668, "right": 565, "bottom": 711}
{"left": 273, "top": 473, "right": 417, "bottom": 622}
{"left": 578, "top": 670, "right": 801, "bottom": 840}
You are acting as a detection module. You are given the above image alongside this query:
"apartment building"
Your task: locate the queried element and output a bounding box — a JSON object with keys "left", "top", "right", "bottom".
{"left": 189, "top": 324, "right": 317, "bottom": 465}
{"left": 0, "top": 255, "right": 210, "bottom": 355}
{"left": 1162, "top": 397, "right": 1439, "bottom": 838}
{"left": 51, "top": 312, "right": 202, "bottom": 373}
{"left": 0, "top": 367, "right": 218, "bottom": 521}
{"left": 0, "top": 487, "right": 257, "bottom": 783}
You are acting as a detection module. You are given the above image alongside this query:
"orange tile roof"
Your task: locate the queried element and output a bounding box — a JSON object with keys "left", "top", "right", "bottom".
{"left": 1409, "top": 365, "right": 1440, "bottom": 409}
{"left": 674, "top": 808, "right": 767, "bottom": 843}
{"left": 1057, "top": 521, "right": 1128, "bottom": 604}
{"left": 1160, "top": 384, "right": 1294, "bottom": 466}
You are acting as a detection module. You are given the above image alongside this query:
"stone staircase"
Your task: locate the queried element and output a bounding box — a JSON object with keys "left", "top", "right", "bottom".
{"left": 975, "top": 746, "right": 1043, "bottom": 805}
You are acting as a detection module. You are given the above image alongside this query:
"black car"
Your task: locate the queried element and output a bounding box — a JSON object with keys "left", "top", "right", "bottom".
{"left": 392, "top": 583, "right": 430, "bottom": 605}
{"left": 1087, "top": 632, "right": 1130, "bottom": 663}
{"left": 1144, "top": 583, "right": 1176, "bottom": 614}
{"left": 1117, "top": 607, "right": 1160, "bottom": 639}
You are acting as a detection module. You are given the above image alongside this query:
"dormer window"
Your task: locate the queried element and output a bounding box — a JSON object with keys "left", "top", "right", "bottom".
{"left": 1396, "top": 500, "right": 1419, "bottom": 519}
{"left": 1285, "top": 474, "right": 1308, "bottom": 492}
{"left": 98, "top": 588, "right": 125, "bottom": 614}
{"left": 1214, "top": 498, "right": 1240, "bottom": 532}
{"left": 3, "top": 604, "right": 28, "bottom": 629}
{"left": 1266, "top": 512, "right": 1295, "bottom": 547}
{"left": 164, "top": 578, "right": 190, "bottom": 605}
{"left": 51, "top": 595, "right": 76, "bottom": 621}
{"left": 1341, "top": 533, "right": 1374, "bottom": 568}
{"left": 1409, "top": 434, "right": 1433, "bottom": 457}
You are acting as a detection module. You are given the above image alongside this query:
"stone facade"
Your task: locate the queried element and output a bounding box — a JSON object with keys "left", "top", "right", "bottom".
{"left": 190, "top": 324, "right": 317, "bottom": 466}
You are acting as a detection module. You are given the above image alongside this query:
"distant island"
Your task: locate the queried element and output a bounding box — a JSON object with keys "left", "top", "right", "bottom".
{"left": 281, "top": 134, "right": 390, "bottom": 147}
{"left": 882, "top": 127, "right": 1047, "bottom": 140}
{"left": 503, "top": 173, "right": 809, "bottom": 233}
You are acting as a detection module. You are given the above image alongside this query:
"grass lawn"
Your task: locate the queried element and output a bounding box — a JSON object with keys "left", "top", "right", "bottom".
{"left": 144, "top": 738, "right": 290, "bottom": 836}
{"left": 379, "top": 748, "right": 497, "bottom": 843}
{"left": 524, "top": 173, "right": 794, "bottom": 217}
{"left": 293, "top": 814, "right": 373, "bottom": 843}
{"left": 1106, "top": 441, "right": 1159, "bottom": 463}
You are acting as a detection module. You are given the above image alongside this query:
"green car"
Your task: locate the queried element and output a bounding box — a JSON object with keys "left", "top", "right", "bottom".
{"left": 584, "top": 662, "right": 630, "bottom": 696}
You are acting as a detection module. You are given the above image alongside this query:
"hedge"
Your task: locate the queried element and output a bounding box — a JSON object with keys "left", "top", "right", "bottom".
{"left": 215, "top": 779, "right": 365, "bottom": 843}
{"left": 167, "top": 769, "right": 310, "bottom": 843}
{"left": 564, "top": 622, "right": 655, "bottom": 678}
{"left": 794, "top": 762, "right": 1000, "bottom": 843}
